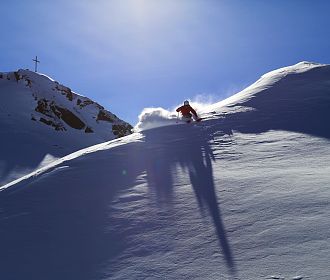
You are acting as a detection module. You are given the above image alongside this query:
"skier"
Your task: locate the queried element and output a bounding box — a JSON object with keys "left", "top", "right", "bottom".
{"left": 176, "top": 100, "right": 200, "bottom": 123}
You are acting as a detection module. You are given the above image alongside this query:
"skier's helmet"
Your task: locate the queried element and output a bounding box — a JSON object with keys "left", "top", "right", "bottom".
{"left": 184, "top": 100, "right": 189, "bottom": 105}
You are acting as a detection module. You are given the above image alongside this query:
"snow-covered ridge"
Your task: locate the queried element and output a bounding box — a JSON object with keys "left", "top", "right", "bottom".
{"left": 0, "top": 69, "right": 132, "bottom": 138}
{"left": 204, "top": 61, "right": 330, "bottom": 140}
{"left": 135, "top": 62, "right": 330, "bottom": 136}
{"left": 0, "top": 132, "right": 144, "bottom": 191}
{"left": 0, "top": 69, "right": 133, "bottom": 185}
{"left": 3, "top": 60, "right": 330, "bottom": 189}
{"left": 207, "top": 61, "right": 329, "bottom": 112}
{"left": 261, "top": 61, "right": 327, "bottom": 79}
{"left": 1, "top": 62, "right": 330, "bottom": 279}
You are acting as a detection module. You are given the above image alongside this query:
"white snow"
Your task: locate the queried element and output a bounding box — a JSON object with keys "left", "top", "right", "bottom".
{"left": 134, "top": 107, "right": 179, "bottom": 132}
{"left": 207, "top": 61, "right": 327, "bottom": 115}
{"left": 0, "top": 69, "right": 131, "bottom": 185}
{"left": 0, "top": 62, "right": 330, "bottom": 280}
{"left": 134, "top": 101, "right": 217, "bottom": 132}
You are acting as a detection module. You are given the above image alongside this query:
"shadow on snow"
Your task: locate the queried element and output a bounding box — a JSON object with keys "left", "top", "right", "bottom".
{"left": 2, "top": 66, "right": 330, "bottom": 279}
{"left": 0, "top": 123, "right": 236, "bottom": 279}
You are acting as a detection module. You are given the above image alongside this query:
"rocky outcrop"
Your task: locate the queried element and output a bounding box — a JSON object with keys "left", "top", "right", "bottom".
{"left": 1, "top": 69, "right": 133, "bottom": 139}
{"left": 97, "top": 110, "right": 115, "bottom": 122}
{"left": 52, "top": 105, "right": 85, "bottom": 129}
{"left": 54, "top": 83, "right": 74, "bottom": 101}
{"left": 112, "top": 124, "right": 133, "bottom": 137}
{"left": 77, "top": 99, "right": 94, "bottom": 108}
{"left": 39, "top": 117, "right": 65, "bottom": 131}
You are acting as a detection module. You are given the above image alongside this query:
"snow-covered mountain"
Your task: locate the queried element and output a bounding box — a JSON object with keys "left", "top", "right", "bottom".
{"left": 0, "top": 69, "right": 132, "bottom": 185}
{"left": 205, "top": 61, "right": 330, "bottom": 139}
{"left": 1, "top": 62, "right": 330, "bottom": 280}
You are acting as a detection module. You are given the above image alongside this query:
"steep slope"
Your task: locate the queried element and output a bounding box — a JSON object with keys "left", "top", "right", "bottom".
{"left": 0, "top": 62, "right": 330, "bottom": 280}
{"left": 206, "top": 61, "right": 330, "bottom": 138}
{"left": 0, "top": 69, "right": 132, "bottom": 185}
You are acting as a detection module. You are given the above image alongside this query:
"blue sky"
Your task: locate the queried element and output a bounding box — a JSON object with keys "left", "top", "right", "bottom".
{"left": 2, "top": 0, "right": 330, "bottom": 125}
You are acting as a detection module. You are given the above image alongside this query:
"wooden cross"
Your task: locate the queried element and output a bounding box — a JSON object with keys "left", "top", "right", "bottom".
{"left": 32, "top": 56, "right": 40, "bottom": 72}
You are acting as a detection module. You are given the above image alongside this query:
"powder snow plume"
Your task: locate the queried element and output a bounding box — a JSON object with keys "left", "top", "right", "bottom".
{"left": 134, "top": 99, "right": 216, "bottom": 132}
{"left": 134, "top": 107, "right": 179, "bottom": 132}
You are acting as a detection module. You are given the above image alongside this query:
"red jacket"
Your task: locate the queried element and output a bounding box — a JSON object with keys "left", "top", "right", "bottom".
{"left": 176, "top": 105, "right": 197, "bottom": 117}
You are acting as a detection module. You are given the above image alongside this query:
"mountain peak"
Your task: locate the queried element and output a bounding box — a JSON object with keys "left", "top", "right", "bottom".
{"left": 261, "top": 61, "right": 328, "bottom": 80}
{"left": 0, "top": 69, "right": 133, "bottom": 185}
{"left": 0, "top": 69, "right": 132, "bottom": 138}
{"left": 206, "top": 61, "right": 330, "bottom": 141}
{"left": 295, "top": 60, "right": 326, "bottom": 67}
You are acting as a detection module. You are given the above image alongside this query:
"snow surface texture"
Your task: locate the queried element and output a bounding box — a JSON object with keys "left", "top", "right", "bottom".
{"left": 1, "top": 62, "right": 330, "bottom": 280}
{"left": 0, "top": 70, "right": 132, "bottom": 185}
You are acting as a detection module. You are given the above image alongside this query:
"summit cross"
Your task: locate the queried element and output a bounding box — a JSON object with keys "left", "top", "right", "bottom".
{"left": 32, "top": 56, "right": 40, "bottom": 72}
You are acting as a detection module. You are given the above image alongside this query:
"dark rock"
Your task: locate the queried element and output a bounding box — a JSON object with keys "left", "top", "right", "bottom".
{"left": 112, "top": 124, "right": 133, "bottom": 138}
{"left": 39, "top": 117, "right": 65, "bottom": 131}
{"left": 53, "top": 106, "right": 85, "bottom": 130}
{"left": 97, "top": 110, "right": 114, "bottom": 122}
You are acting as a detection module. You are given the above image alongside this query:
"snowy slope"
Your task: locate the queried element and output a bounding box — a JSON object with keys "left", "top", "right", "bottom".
{"left": 0, "top": 69, "right": 132, "bottom": 185}
{"left": 205, "top": 61, "right": 330, "bottom": 138}
{"left": 1, "top": 62, "right": 330, "bottom": 280}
